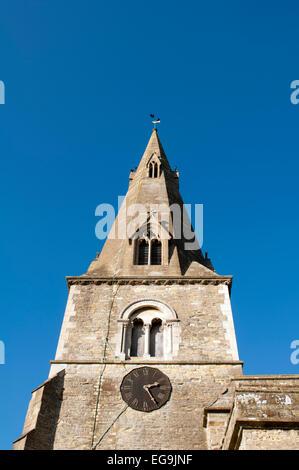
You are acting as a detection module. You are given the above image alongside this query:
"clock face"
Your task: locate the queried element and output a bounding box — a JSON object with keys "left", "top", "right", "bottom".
{"left": 120, "top": 366, "right": 172, "bottom": 412}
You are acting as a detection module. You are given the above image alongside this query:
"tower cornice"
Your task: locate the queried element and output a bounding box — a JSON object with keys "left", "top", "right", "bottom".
{"left": 66, "top": 275, "right": 233, "bottom": 289}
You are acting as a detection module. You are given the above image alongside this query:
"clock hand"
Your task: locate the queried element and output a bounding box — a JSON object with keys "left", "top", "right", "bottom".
{"left": 144, "top": 382, "right": 159, "bottom": 389}
{"left": 143, "top": 385, "right": 158, "bottom": 404}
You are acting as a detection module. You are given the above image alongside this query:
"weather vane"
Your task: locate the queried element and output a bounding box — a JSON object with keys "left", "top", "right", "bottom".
{"left": 150, "top": 114, "right": 160, "bottom": 129}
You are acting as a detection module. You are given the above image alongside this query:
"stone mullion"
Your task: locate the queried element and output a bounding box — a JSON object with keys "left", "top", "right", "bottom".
{"left": 143, "top": 323, "right": 151, "bottom": 358}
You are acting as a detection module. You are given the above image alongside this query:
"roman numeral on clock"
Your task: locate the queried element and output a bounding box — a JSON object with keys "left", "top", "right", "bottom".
{"left": 131, "top": 398, "right": 138, "bottom": 407}
{"left": 143, "top": 401, "right": 149, "bottom": 411}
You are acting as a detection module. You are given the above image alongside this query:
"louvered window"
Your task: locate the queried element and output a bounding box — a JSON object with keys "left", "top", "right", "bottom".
{"left": 138, "top": 240, "right": 149, "bottom": 265}
{"left": 151, "top": 240, "right": 162, "bottom": 265}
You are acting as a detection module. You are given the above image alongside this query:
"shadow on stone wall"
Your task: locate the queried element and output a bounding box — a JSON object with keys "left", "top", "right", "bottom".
{"left": 14, "top": 369, "right": 65, "bottom": 450}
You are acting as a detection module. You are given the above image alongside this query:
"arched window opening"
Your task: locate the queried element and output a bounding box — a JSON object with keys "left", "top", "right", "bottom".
{"left": 148, "top": 160, "right": 160, "bottom": 178}
{"left": 118, "top": 301, "right": 178, "bottom": 360}
{"left": 151, "top": 240, "right": 162, "bottom": 265}
{"left": 130, "top": 319, "right": 144, "bottom": 357}
{"left": 150, "top": 319, "right": 163, "bottom": 357}
{"left": 138, "top": 239, "right": 149, "bottom": 265}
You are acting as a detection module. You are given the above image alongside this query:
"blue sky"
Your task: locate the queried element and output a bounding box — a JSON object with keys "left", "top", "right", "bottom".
{"left": 1, "top": 0, "right": 299, "bottom": 450}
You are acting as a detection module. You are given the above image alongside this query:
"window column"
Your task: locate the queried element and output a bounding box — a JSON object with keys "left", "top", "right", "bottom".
{"left": 119, "top": 320, "right": 129, "bottom": 360}
{"left": 143, "top": 323, "right": 151, "bottom": 358}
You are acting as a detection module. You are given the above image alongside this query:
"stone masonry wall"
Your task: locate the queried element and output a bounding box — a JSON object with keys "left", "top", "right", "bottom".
{"left": 239, "top": 428, "right": 299, "bottom": 450}
{"left": 16, "top": 280, "right": 242, "bottom": 450}
{"left": 222, "top": 376, "right": 299, "bottom": 450}
{"left": 44, "top": 280, "right": 242, "bottom": 449}
{"left": 52, "top": 363, "right": 242, "bottom": 450}
{"left": 51, "top": 282, "right": 238, "bottom": 366}
{"left": 13, "top": 370, "right": 64, "bottom": 450}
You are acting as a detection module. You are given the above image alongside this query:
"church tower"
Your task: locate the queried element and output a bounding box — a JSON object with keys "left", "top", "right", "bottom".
{"left": 13, "top": 128, "right": 243, "bottom": 450}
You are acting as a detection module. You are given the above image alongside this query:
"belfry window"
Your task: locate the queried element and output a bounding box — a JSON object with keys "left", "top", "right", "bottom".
{"left": 129, "top": 316, "right": 164, "bottom": 358}
{"left": 130, "top": 318, "right": 144, "bottom": 357}
{"left": 138, "top": 239, "right": 149, "bottom": 265}
{"left": 136, "top": 238, "right": 162, "bottom": 265}
{"left": 118, "top": 300, "right": 179, "bottom": 361}
{"left": 150, "top": 319, "right": 163, "bottom": 357}
{"left": 151, "top": 240, "right": 161, "bottom": 265}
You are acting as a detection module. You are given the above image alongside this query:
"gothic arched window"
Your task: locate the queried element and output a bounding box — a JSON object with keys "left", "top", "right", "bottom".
{"left": 130, "top": 318, "right": 144, "bottom": 357}
{"left": 136, "top": 238, "right": 162, "bottom": 265}
{"left": 148, "top": 157, "right": 161, "bottom": 179}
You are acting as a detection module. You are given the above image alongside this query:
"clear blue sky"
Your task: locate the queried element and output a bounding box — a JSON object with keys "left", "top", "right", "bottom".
{"left": 1, "top": 0, "right": 299, "bottom": 450}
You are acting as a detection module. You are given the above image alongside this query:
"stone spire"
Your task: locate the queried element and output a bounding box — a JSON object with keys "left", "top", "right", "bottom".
{"left": 134, "top": 127, "right": 171, "bottom": 175}
{"left": 83, "top": 129, "right": 224, "bottom": 279}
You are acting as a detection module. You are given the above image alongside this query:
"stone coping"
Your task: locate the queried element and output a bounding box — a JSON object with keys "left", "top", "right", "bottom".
{"left": 13, "top": 429, "right": 35, "bottom": 445}
{"left": 232, "top": 374, "right": 299, "bottom": 380}
{"left": 225, "top": 418, "right": 299, "bottom": 450}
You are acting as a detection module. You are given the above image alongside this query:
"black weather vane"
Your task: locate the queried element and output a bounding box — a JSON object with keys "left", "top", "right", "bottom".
{"left": 150, "top": 114, "right": 160, "bottom": 129}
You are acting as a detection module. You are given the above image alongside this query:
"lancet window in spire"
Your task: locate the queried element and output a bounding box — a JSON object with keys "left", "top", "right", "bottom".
{"left": 147, "top": 154, "right": 161, "bottom": 178}
{"left": 136, "top": 238, "right": 162, "bottom": 266}
{"left": 134, "top": 221, "right": 162, "bottom": 266}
